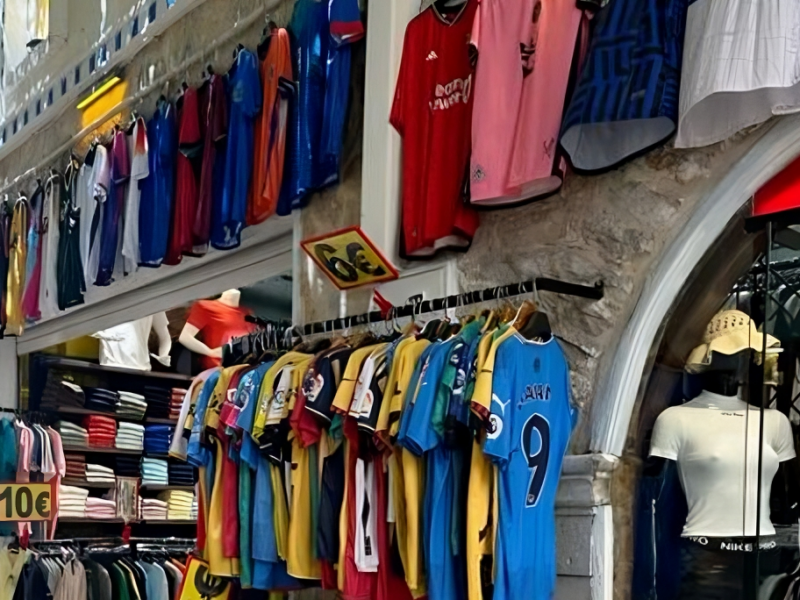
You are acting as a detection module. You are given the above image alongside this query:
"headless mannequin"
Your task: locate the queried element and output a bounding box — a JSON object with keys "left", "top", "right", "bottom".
{"left": 179, "top": 289, "right": 243, "bottom": 361}
{"left": 93, "top": 311, "right": 172, "bottom": 371}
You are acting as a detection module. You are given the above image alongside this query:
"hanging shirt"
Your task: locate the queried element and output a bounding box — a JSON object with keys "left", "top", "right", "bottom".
{"left": 250, "top": 28, "right": 294, "bottom": 224}
{"left": 561, "top": 0, "right": 688, "bottom": 170}
{"left": 86, "top": 145, "right": 110, "bottom": 285}
{"left": 96, "top": 128, "right": 131, "bottom": 286}
{"left": 390, "top": 1, "right": 480, "bottom": 258}
{"left": 74, "top": 155, "right": 94, "bottom": 289}
{"left": 38, "top": 174, "right": 62, "bottom": 319}
{"left": 675, "top": 0, "right": 800, "bottom": 148}
{"left": 194, "top": 74, "right": 229, "bottom": 253}
{"left": 0, "top": 208, "right": 9, "bottom": 334}
{"left": 471, "top": 0, "right": 582, "bottom": 204}
{"left": 166, "top": 87, "right": 203, "bottom": 265}
{"left": 6, "top": 197, "right": 29, "bottom": 336}
{"left": 139, "top": 101, "right": 176, "bottom": 267}
{"left": 213, "top": 49, "right": 262, "bottom": 250}
{"left": 283, "top": 0, "right": 330, "bottom": 209}
{"left": 122, "top": 117, "right": 149, "bottom": 275}
{"left": 58, "top": 161, "right": 86, "bottom": 311}
{"left": 0, "top": 548, "right": 30, "bottom": 598}
{"left": 315, "top": 0, "right": 365, "bottom": 189}
{"left": 22, "top": 182, "right": 45, "bottom": 323}
{"left": 483, "top": 334, "right": 575, "bottom": 600}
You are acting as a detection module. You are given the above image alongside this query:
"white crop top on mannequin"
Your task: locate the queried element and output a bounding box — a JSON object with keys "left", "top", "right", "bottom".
{"left": 650, "top": 390, "right": 795, "bottom": 537}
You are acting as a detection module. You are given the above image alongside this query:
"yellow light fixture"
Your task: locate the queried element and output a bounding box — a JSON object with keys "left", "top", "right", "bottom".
{"left": 76, "top": 76, "right": 122, "bottom": 110}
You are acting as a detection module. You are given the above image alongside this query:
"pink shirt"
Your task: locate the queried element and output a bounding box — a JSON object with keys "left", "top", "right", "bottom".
{"left": 46, "top": 427, "right": 66, "bottom": 479}
{"left": 14, "top": 421, "right": 31, "bottom": 483}
{"left": 470, "top": 0, "right": 582, "bottom": 206}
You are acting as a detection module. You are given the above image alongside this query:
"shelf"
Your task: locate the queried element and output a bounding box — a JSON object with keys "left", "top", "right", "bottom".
{"left": 58, "top": 518, "right": 125, "bottom": 523}
{"left": 139, "top": 520, "right": 196, "bottom": 526}
{"left": 54, "top": 406, "right": 178, "bottom": 425}
{"left": 61, "top": 480, "right": 115, "bottom": 489}
{"left": 43, "top": 357, "right": 193, "bottom": 383}
{"left": 61, "top": 445, "right": 176, "bottom": 459}
{"left": 140, "top": 485, "right": 195, "bottom": 491}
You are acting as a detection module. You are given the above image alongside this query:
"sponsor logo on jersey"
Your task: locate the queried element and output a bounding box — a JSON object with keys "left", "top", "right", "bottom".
{"left": 522, "top": 383, "right": 551, "bottom": 403}
{"left": 426, "top": 51, "right": 438, "bottom": 61}
{"left": 429, "top": 75, "right": 473, "bottom": 111}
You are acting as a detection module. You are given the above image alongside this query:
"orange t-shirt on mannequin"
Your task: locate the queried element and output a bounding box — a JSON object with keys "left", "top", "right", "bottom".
{"left": 186, "top": 299, "right": 256, "bottom": 370}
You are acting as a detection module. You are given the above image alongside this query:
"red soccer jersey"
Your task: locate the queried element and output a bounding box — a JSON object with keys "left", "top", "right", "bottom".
{"left": 390, "top": 1, "right": 480, "bottom": 259}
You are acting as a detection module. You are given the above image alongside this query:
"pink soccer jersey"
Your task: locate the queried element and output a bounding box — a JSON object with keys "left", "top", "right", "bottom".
{"left": 470, "top": 0, "right": 582, "bottom": 207}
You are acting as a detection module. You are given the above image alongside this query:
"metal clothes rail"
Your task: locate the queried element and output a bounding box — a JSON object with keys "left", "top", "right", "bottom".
{"left": 302, "top": 277, "right": 604, "bottom": 335}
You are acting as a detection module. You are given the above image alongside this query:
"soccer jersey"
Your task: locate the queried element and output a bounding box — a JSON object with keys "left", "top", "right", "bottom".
{"left": 122, "top": 117, "right": 148, "bottom": 275}
{"left": 166, "top": 86, "right": 203, "bottom": 264}
{"left": 249, "top": 28, "right": 293, "bottom": 225}
{"left": 390, "top": 1, "right": 479, "bottom": 258}
{"left": 6, "top": 197, "right": 29, "bottom": 336}
{"left": 471, "top": 0, "right": 582, "bottom": 204}
{"left": 561, "top": 0, "right": 687, "bottom": 170}
{"left": 194, "top": 74, "right": 228, "bottom": 252}
{"left": 214, "top": 49, "right": 262, "bottom": 250}
{"left": 483, "top": 334, "right": 575, "bottom": 600}
{"left": 95, "top": 128, "right": 130, "bottom": 286}
{"left": 139, "top": 101, "right": 176, "bottom": 267}
{"left": 21, "top": 182, "right": 44, "bottom": 322}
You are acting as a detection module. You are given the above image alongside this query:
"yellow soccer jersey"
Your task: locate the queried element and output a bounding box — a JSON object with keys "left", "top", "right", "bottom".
{"left": 375, "top": 336, "right": 415, "bottom": 443}
{"left": 331, "top": 344, "right": 386, "bottom": 414}
{"left": 287, "top": 437, "right": 322, "bottom": 579}
{"left": 470, "top": 327, "right": 516, "bottom": 421}
{"left": 253, "top": 352, "right": 310, "bottom": 438}
{"left": 388, "top": 339, "right": 431, "bottom": 440}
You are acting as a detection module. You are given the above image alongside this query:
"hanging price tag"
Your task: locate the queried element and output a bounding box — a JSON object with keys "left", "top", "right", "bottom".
{"left": 0, "top": 482, "right": 56, "bottom": 522}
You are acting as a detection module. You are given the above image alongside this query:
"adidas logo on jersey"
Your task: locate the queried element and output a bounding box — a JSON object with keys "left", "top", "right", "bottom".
{"left": 426, "top": 51, "right": 438, "bottom": 61}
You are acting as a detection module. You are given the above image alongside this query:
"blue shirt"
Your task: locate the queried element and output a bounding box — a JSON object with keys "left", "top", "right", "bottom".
{"left": 484, "top": 335, "right": 575, "bottom": 600}
{"left": 284, "top": 0, "right": 330, "bottom": 208}
{"left": 213, "top": 49, "right": 262, "bottom": 250}
{"left": 560, "top": 0, "right": 688, "bottom": 171}
{"left": 237, "top": 362, "right": 272, "bottom": 470}
{"left": 139, "top": 102, "right": 176, "bottom": 266}
{"left": 187, "top": 370, "right": 220, "bottom": 467}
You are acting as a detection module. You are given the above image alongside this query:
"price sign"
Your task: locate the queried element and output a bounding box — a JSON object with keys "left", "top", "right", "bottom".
{"left": 301, "top": 226, "right": 398, "bottom": 290}
{"left": 0, "top": 482, "right": 55, "bottom": 521}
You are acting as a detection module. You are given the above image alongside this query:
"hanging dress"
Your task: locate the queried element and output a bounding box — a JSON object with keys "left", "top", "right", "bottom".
{"left": 6, "top": 197, "right": 29, "bottom": 336}
{"left": 21, "top": 181, "right": 44, "bottom": 323}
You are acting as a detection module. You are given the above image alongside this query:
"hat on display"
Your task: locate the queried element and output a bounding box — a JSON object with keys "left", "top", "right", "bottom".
{"left": 685, "top": 310, "right": 781, "bottom": 373}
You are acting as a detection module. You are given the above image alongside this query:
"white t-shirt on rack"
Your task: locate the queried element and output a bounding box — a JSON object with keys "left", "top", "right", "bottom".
{"left": 93, "top": 312, "right": 169, "bottom": 371}
{"left": 650, "top": 390, "right": 796, "bottom": 537}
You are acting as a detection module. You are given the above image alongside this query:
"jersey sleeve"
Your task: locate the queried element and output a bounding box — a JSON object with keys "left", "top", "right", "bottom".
{"left": 649, "top": 409, "right": 681, "bottom": 461}
{"left": 483, "top": 348, "right": 514, "bottom": 466}
{"left": 774, "top": 412, "right": 796, "bottom": 462}
{"left": 404, "top": 350, "right": 443, "bottom": 455}
{"left": 329, "top": 0, "right": 365, "bottom": 47}
{"left": 245, "top": 54, "right": 264, "bottom": 118}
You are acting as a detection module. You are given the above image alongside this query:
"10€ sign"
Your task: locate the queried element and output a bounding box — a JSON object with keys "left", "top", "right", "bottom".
{"left": 0, "top": 482, "right": 55, "bottom": 521}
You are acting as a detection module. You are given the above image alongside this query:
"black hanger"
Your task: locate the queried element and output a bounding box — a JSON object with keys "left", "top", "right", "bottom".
{"left": 419, "top": 318, "right": 441, "bottom": 341}
{"left": 517, "top": 308, "right": 552, "bottom": 342}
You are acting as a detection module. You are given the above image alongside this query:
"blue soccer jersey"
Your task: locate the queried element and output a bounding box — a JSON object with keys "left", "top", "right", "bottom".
{"left": 484, "top": 334, "right": 575, "bottom": 600}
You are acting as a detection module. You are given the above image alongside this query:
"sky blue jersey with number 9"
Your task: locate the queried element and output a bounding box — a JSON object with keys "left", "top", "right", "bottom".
{"left": 483, "top": 333, "right": 575, "bottom": 600}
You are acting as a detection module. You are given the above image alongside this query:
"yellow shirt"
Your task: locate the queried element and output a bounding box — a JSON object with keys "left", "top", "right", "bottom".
{"left": 470, "top": 327, "right": 516, "bottom": 420}
{"left": 375, "top": 336, "right": 415, "bottom": 443}
{"left": 287, "top": 437, "right": 322, "bottom": 579}
{"left": 253, "top": 352, "right": 311, "bottom": 438}
{"left": 205, "top": 365, "right": 250, "bottom": 430}
{"left": 388, "top": 339, "right": 431, "bottom": 440}
{"left": 6, "top": 199, "right": 28, "bottom": 337}
{"left": 331, "top": 344, "right": 385, "bottom": 414}
{"left": 272, "top": 462, "right": 290, "bottom": 561}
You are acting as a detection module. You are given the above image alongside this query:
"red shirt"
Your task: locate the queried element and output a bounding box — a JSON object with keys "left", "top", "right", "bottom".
{"left": 186, "top": 300, "right": 256, "bottom": 370}
{"left": 390, "top": 1, "right": 480, "bottom": 258}
{"left": 166, "top": 87, "right": 202, "bottom": 265}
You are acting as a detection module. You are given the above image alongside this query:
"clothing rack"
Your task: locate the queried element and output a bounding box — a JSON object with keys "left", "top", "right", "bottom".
{"left": 301, "top": 277, "right": 604, "bottom": 335}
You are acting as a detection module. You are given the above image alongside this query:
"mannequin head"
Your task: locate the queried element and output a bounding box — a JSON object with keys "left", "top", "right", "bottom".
{"left": 217, "top": 289, "right": 241, "bottom": 307}
{"left": 698, "top": 349, "right": 751, "bottom": 398}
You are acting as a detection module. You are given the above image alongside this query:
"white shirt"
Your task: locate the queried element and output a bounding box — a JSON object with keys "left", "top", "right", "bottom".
{"left": 650, "top": 390, "right": 796, "bottom": 537}
{"left": 122, "top": 118, "right": 149, "bottom": 275}
{"left": 676, "top": 0, "right": 800, "bottom": 148}
{"left": 85, "top": 145, "right": 110, "bottom": 285}
{"left": 94, "top": 314, "right": 160, "bottom": 371}
{"left": 74, "top": 162, "right": 93, "bottom": 288}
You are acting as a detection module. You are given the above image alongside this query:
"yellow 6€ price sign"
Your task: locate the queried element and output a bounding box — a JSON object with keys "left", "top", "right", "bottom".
{"left": 0, "top": 482, "right": 55, "bottom": 521}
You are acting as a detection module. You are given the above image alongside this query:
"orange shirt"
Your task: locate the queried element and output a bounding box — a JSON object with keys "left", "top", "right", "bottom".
{"left": 248, "top": 29, "right": 294, "bottom": 224}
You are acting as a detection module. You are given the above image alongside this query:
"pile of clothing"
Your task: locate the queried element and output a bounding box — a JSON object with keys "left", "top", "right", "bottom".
{"left": 141, "top": 457, "right": 168, "bottom": 486}
{"left": 58, "top": 485, "right": 89, "bottom": 518}
{"left": 140, "top": 497, "right": 168, "bottom": 521}
{"left": 41, "top": 378, "right": 85, "bottom": 410}
{"left": 170, "top": 388, "right": 186, "bottom": 421}
{"left": 82, "top": 415, "right": 116, "bottom": 448}
{"left": 168, "top": 463, "right": 195, "bottom": 487}
{"left": 117, "top": 391, "right": 147, "bottom": 420}
{"left": 144, "top": 385, "right": 173, "bottom": 419}
{"left": 56, "top": 421, "right": 88, "bottom": 447}
{"left": 85, "top": 463, "right": 115, "bottom": 484}
{"left": 83, "top": 387, "right": 119, "bottom": 413}
{"left": 143, "top": 425, "right": 173, "bottom": 454}
{"left": 64, "top": 453, "right": 86, "bottom": 481}
{"left": 115, "top": 456, "right": 141, "bottom": 478}
{"left": 157, "top": 490, "right": 195, "bottom": 520}
{"left": 85, "top": 496, "right": 117, "bottom": 519}
{"left": 116, "top": 422, "right": 144, "bottom": 451}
